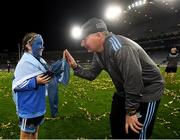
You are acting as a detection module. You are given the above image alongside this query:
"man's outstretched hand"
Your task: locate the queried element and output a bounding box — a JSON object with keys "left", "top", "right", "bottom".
{"left": 64, "top": 49, "right": 77, "bottom": 69}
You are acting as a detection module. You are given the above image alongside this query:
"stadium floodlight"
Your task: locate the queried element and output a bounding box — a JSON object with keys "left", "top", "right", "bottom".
{"left": 128, "top": 0, "right": 146, "bottom": 10}
{"left": 128, "top": 5, "right": 131, "bottom": 10}
{"left": 139, "top": 0, "right": 143, "bottom": 6}
{"left": 143, "top": 0, "right": 147, "bottom": 4}
{"left": 71, "top": 25, "right": 82, "bottom": 40}
{"left": 135, "top": 2, "right": 139, "bottom": 6}
{"left": 132, "top": 3, "right": 135, "bottom": 8}
{"left": 105, "top": 5, "right": 122, "bottom": 21}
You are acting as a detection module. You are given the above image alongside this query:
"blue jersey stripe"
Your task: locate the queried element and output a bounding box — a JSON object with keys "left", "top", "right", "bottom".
{"left": 17, "top": 80, "right": 30, "bottom": 89}
{"left": 143, "top": 101, "right": 156, "bottom": 139}
{"left": 139, "top": 102, "right": 151, "bottom": 139}
{"left": 112, "top": 36, "right": 122, "bottom": 48}
{"left": 109, "top": 39, "right": 118, "bottom": 51}
{"left": 109, "top": 36, "right": 122, "bottom": 51}
{"left": 139, "top": 101, "right": 156, "bottom": 139}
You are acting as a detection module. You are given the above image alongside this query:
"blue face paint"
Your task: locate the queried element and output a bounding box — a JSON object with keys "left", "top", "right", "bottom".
{"left": 31, "top": 35, "right": 44, "bottom": 59}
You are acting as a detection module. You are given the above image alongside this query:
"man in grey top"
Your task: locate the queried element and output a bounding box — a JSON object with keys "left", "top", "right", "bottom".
{"left": 65, "top": 17, "right": 164, "bottom": 139}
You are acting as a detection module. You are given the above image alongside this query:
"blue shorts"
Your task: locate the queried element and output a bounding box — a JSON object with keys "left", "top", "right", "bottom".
{"left": 18, "top": 115, "right": 44, "bottom": 133}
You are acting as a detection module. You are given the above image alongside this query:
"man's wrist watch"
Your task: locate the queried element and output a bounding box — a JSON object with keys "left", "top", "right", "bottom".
{"left": 126, "top": 110, "right": 136, "bottom": 116}
{"left": 72, "top": 64, "right": 78, "bottom": 70}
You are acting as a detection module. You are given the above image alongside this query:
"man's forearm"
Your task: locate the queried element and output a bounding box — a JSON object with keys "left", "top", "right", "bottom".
{"left": 73, "top": 65, "right": 100, "bottom": 81}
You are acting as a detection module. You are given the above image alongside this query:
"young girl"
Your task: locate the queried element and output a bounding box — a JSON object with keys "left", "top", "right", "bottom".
{"left": 12, "top": 32, "right": 69, "bottom": 139}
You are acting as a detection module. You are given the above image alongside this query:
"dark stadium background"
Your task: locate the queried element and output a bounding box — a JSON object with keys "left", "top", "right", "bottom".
{"left": 0, "top": 0, "right": 180, "bottom": 69}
